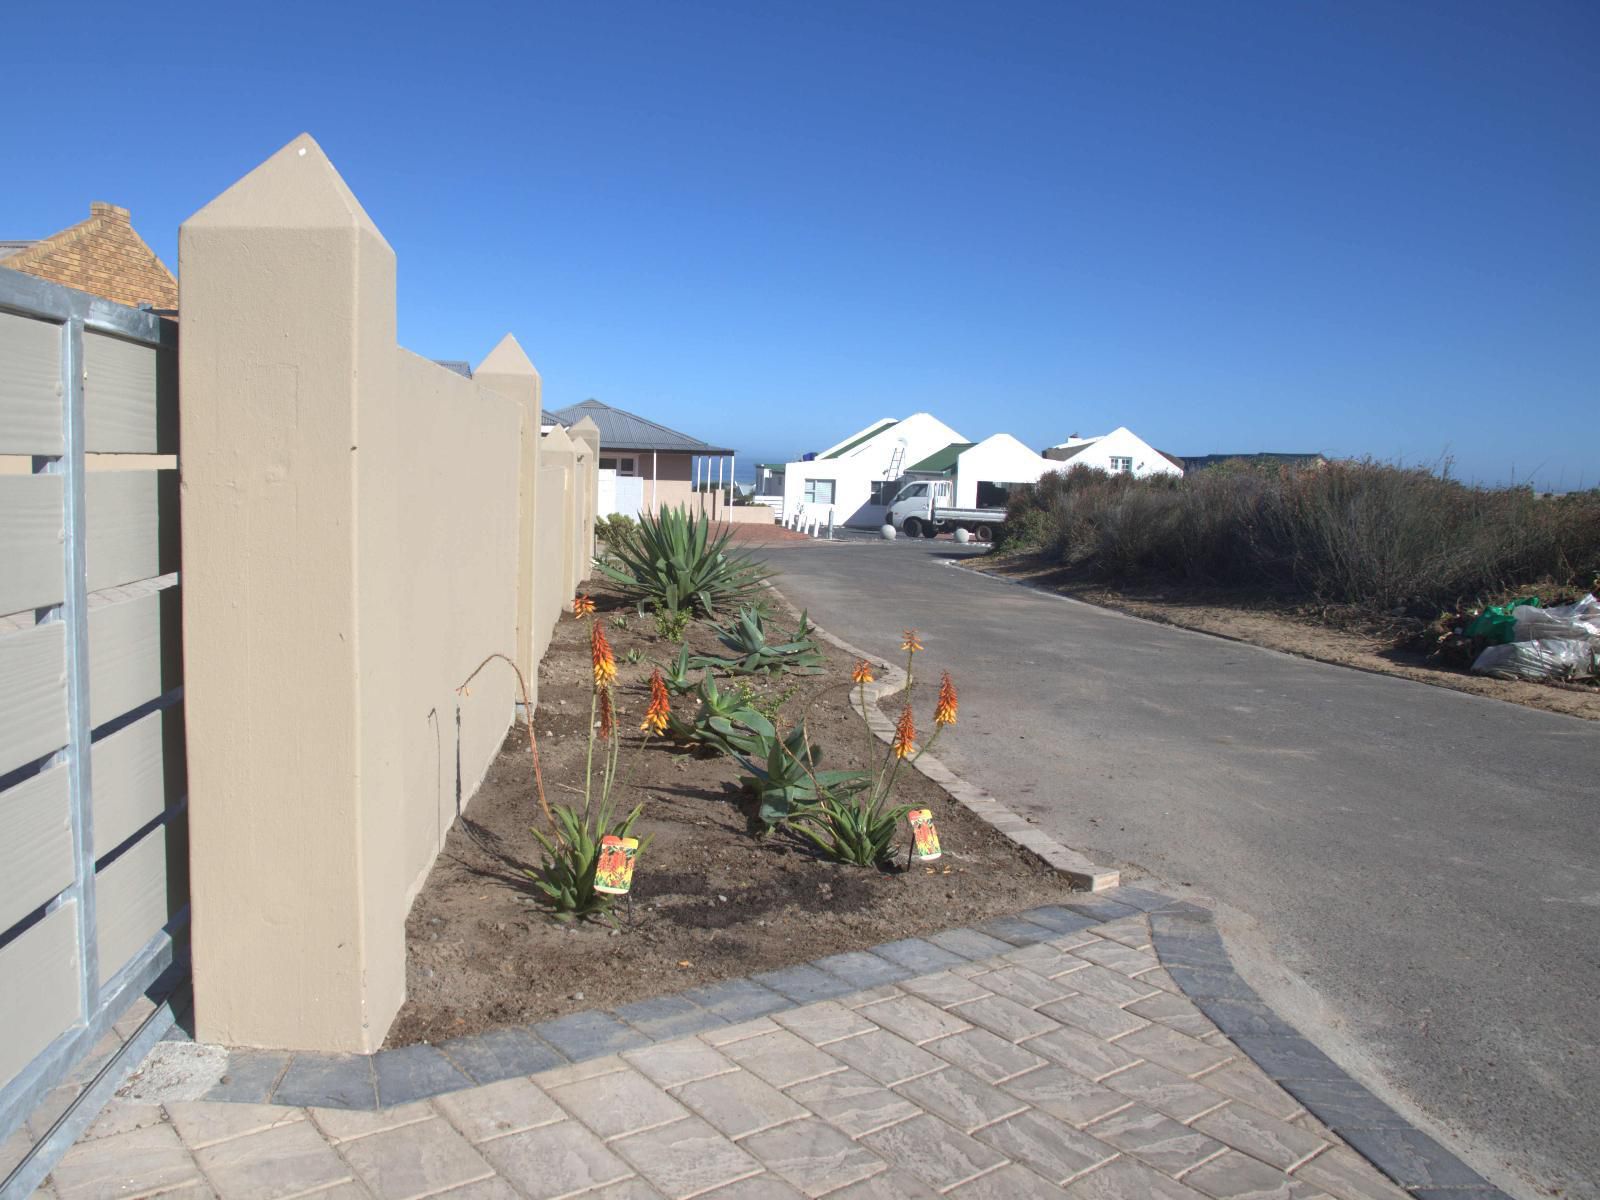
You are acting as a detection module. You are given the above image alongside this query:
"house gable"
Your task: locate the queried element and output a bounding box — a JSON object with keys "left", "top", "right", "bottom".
{"left": 2, "top": 202, "right": 178, "bottom": 310}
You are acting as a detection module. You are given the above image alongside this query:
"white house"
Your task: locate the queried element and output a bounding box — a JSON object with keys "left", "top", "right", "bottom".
{"left": 1043, "top": 427, "right": 1182, "bottom": 479}
{"left": 781, "top": 413, "right": 968, "bottom": 528}
{"left": 902, "top": 433, "right": 1061, "bottom": 508}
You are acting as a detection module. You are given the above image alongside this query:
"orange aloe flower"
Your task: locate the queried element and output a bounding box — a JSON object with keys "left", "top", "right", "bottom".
{"left": 591, "top": 622, "right": 617, "bottom": 689}
{"left": 640, "top": 668, "right": 672, "bottom": 735}
{"left": 892, "top": 705, "right": 916, "bottom": 759}
{"left": 901, "top": 628, "right": 923, "bottom": 653}
{"left": 598, "top": 686, "right": 615, "bottom": 740}
{"left": 851, "top": 659, "right": 875, "bottom": 684}
{"left": 934, "top": 672, "right": 958, "bottom": 726}
{"left": 573, "top": 594, "right": 596, "bottom": 617}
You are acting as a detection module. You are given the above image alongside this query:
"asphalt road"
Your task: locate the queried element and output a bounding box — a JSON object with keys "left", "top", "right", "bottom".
{"left": 757, "top": 535, "right": 1600, "bottom": 1200}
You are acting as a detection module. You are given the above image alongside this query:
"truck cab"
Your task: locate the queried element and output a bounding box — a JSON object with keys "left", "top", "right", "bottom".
{"left": 885, "top": 480, "right": 948, "bottom": 535}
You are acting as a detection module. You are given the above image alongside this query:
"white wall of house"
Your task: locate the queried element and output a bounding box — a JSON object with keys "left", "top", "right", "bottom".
{"left": 952, "top": 434, "right": 1059, "bottom": 508}
{"left": 782, "top": 412, "right": 967, "bottom": 527}
{"left": 1046, "top": 426, "right": 1180, "bottom": 479}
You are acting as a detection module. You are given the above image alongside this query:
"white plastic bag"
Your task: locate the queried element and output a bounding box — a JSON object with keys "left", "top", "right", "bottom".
{"left": 1511, "top": 594, "right": 1600, "bottom": 642}
{"left": 1471, "top": 637, "right": 1600, "bottom": 682}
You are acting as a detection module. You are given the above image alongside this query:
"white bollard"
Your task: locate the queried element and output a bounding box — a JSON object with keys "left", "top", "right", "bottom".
{"left": 880, "top": 524, "right": 897, "bottom": 540}
{"left": 953, "top": 527, "right": 970, "bottom": 544}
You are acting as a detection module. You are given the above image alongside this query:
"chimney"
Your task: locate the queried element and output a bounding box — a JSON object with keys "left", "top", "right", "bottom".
{"left": 90, "top": 201, "right": 131, "bottom": 224}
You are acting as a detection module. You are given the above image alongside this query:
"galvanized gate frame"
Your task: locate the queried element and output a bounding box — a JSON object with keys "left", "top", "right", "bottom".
{"left": 0, "top": 269, "right": 189, "bottom": 1199}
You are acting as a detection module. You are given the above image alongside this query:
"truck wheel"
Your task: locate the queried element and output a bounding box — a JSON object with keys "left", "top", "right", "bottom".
{"left": 974, "top": 524, "right": 995, "bottom": 543}
{"left": 922, "top": 522, "right": 939, "bottom": 538}
{"left": 901, "top": 517, "right": 921, "bottom": 538}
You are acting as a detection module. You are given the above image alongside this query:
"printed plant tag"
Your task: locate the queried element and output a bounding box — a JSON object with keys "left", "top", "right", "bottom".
{"left": 908, "top": 809, "right": 942, "bottom": 862}
{"left": 594, "top": 835, "right": 639, "bottom": 895}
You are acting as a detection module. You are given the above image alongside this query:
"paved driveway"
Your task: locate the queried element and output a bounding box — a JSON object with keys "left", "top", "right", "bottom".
{"left": 757, "top": 536, "right": 1600, "bottom": 1200}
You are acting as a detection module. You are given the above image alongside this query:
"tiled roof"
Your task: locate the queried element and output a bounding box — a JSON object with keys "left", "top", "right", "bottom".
{"left": 0, "top": 202, "right": 177, "bottom": 310}
{"left": 547, "top": 398, "right": 734, "bottom": 454}
{"left": 434, "top": 360, "right": 473, "bottom": 379}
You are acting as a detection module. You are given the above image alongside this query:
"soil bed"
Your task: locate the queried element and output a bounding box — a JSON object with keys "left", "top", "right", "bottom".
{"left": 389, "top": 579, "right": 1073, "bottom": 1047}
{"left": 969, "top": 552, "right": 1600, "bottom": 722}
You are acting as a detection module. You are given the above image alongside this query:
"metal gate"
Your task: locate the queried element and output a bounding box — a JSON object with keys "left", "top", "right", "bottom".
{"left": 0, "top": 269, "right": 188, "bottom": 1195}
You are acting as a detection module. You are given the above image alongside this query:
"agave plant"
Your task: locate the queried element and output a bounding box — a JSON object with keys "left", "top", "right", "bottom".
{"left": 694, "top": 606, "right": 825, "bottom": 676}
{"left": 791, "top": 791, "right": 913, "bottom": 867}
{"left": 737, "top": 726, "right": 869, "bottom": 832}
{"left": 667, "top": 672, "right": 775, "bottom": 757}
{"left": 660, "top": 643, "right": 700, "bottom": 695}
{"left": 596, "top": 506, "right": 771, "bottom": 617}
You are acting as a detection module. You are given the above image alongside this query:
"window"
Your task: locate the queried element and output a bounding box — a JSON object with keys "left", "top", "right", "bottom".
{"left": 1110, "top": 456, "right": 1133, "bottom": 474}
{"left": 975, "top": 480, "right": 1013, "bottom": 508}
{"left": 804, "top": 479, "right": 835, "bottom": 504}
{"left": 599, "top": 456, "right": 637, "bottom": 476}
{"left": 898, "top": 482, "right": 927, "bottom": 500}
{"left": 870, "top": 480, "right": 902, "bottom": 505}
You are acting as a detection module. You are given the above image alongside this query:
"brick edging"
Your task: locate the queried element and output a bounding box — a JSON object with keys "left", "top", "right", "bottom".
{"left": 762, "top": 581, "right": 1120, "bottom": 891}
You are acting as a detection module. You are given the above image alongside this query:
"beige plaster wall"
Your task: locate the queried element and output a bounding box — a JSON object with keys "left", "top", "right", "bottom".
{"left": 179, "top": 135, "right": 592, "bottom": 1052}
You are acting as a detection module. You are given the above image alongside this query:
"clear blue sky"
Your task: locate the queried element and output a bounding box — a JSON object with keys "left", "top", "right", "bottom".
{"left": 6, "top": 1, "right": 1596, "bottom": 488}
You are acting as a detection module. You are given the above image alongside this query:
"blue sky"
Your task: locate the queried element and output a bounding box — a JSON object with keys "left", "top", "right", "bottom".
{"left": 5, "top": 1, "right": 1596, "bottom": 488}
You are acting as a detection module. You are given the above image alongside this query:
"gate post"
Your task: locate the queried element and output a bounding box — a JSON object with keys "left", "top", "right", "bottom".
{"left": 179, "top": 135, "right": 400, "bottom": 1051}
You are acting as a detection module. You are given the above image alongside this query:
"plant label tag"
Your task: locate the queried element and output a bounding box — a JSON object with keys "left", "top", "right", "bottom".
{"left": 908, "top": 809, "right": 942, "bottom": 861}
{"left": 594, "top": 835, "right": 639, "bottom": 895}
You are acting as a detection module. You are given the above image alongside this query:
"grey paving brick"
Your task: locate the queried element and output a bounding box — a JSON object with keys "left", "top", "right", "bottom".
{"left": 338, "top": 1117, "right": 494, "bottom": 1200}
{"left": 1150, "top": 933, "right": 1233, "bottom": 972}
{"left": 1191, "top": 997, "right": 1295, "bottom": 1039}
{"left": 1125, "top": 991, "right": 1216, "bottom": 1039}
{"left": 1277, "top": 1076, "right": 1408, "bottom": 1131}
{"left": 1020, "top": 1025, "right": 1142, "bottom": 1081}
{"left": 623, "top": 1039, "right": 737, "bottom": 1089}
{"left": 432, "top": 1077, "right": 565, "bottom": 1142}
{"left": 613, "top": 1116, "right": 764, "bottom": 1197}
{"left": 897, "top": 971, "right": 993, "bottom": 1009}
{"left": 1071, "top": 939, "right": 1161, "bottom": 976}
{"left": 1191, "top": 1061, "right": 1302, "bottom": 1121}
{"left": 1337, "top": 1126, "right": 1488, "bottom": 1190}
{"left": 1061, "top": 1156, "right": 1209, "bottom": 1199}
{"left": 857, "top": 994, "right": 972, "bottom": 1044}
{"left": 1409, "top": 1190, "right": 1514, "bottom": 1200}
{"left": 1163, "top": 966, "right": 1259, "bottom": 1002}
{"left": 272, "top": 1051, "right": 377, "bottom": 1110}
{"left": 1114, "top": 1024, "right": 1234, "bottom": 1077}
{"left": 310, "top": 1101, "right": 433, "bottom": 1143}
{"left": 374, "top": 1044, "right": 472, "bottom": 1106}
{"left": 825, "top": 1171, "right": 939, "bottom": 1199}
{"left": 614, "top": 993, "right": 729, "bottom": 1039}
{"left": 969, "top": 965, "right": 1074, "bottom": 1008}
{"left": 1059, "top": 897, "right": 1141, "bottom": 923}
{"left": 894, "top": 1066, "right": 1028, "bottom": 1133}
{"left": 1083, "top": 1103, "right": 1226, "bottom": 1176}
{"left": 193, "top": 1119, "right": 354, "bottom": 1200}
{"left": 1100, "top": 1062, "right": 1230, "bottom": 1123}
{"left": 696, "top": 1177, "right": 806, "bottom": 1199}
{"left": 925, "top": 927, "right": 1017, "bottom": 961}
{"left": 861, "top": 1112, "right": 1006, "bottom": 1191}
{"left": 674, "top": 1070, "right": 809, "bottom": 1139}
{"left": 1019, "top": 906, "right": 1100, "bottom": 936}
{"left": 974, "top": 916, "right": 1055, "bottom": 946}
{"left": 50, "top": 1124, "right": 201, "bottom": 1200}
{"left": 949, "top": 994, "right": 1059, "bottom": 1042}
{"left": 1192, "top": 1102, "right": 1329, "bottom": 1171}
{"left": 1181, "top": 1148, "right": 1301, "bottom": 1199}
{"left": 925, "top": 1027, "right": 1048, "bottom": 1084}
{"left": 824, "top": 1029, "right": 945, "bottom": 1087}
{"left": 870, "top": 937, "right": 967, "bottom": 974}
{"left": 948, "top": 1162, "right": 1071, "bottom": 1199}
{"left": 741, "top": 1116, "right": 886, "bottom": 1197}
{"left": 812, "top": 951, "right": 912, "bottom": 989}
{"left": 439, "top": 1026, "right": 566, "bottom": 1084}
{"left": 685, "top": 978, "right": 793, "bottom": 1022}
{"left": 771, "top": 1001, "right": 875, "bottom": 1046}
{"left": 1229, "top": 1033, "right": 1349, "bottom": 1082}
{"left": 999, "top": 1063, "right": 1132, "bottom": 1127}
{"left": 752, "top": 965, "right": 857, "bottom": 1004}
{"left": 478, "top": 1120, "right": 632, "bottom": 1198}
{"left": 548, "top": 1067, "right": 689, "bottom": 1140}
{"left": 535, "top": 1010, "right": 653, "bottom": 1061}
{"left": 783, "top": 1067, "right": 919, "bottom": 1136}
{"left": 975, "top": 1109, "right": 1118, "bottom": 1186}
{"left": 167, "top": 1102, "right": 306, "bottom": 1149}
{"left": 1103, "top": 886, "right": 1179, "bottom": 913}
{"left": 1053, "top": 962, "right": 1159, "bottom": 1006}
{"left": 719, "top": 1029, "right": 848, "bottom": 1088}
{"left": 207, "top": 1048, "right": 291, "bottom": 1103}
{"left": 1291, "top": 1145, "right": 1413, "bottom": 1200}
{"left": 1036, "top": 993, "right": 1149, "bottom": 1040}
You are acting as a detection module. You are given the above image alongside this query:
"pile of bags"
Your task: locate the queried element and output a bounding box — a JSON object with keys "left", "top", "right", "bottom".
{"left": 1467, "top": 595, "right": 1600, "bottom": 682}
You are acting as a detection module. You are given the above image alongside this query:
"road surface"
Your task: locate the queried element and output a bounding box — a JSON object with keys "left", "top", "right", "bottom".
{"left": 757, "top": 535, "right": 1600, "bottom": 1200}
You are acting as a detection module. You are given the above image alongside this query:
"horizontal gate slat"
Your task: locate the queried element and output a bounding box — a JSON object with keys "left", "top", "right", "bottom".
{"left": 96, "top": 824, "right": 184, "bottom": 982}
{"left": 0, "top": 763, "right": 73, "bottom": 931}
{"left": 0, "top": 309, "right": 62, "bottom": 455}
{"left": 84, "top": 330, "right": 177, "bottom": 454}
{"left": 0, "top": 622, "right": 68, "bottom": 775}
{"left": 0, "top": 473, "right": 65, "bottom": 616}
{"left": 0, "top": 901, "right": 82, "bottom": 1088}
{"left": 85, "top": 470, "right": 179, "bottom": 594}
{"left": 91, "top": 705, "right": 185, "bottom": 855}
{"left": 87, "top": 588, "right": 181, "bottom": 731}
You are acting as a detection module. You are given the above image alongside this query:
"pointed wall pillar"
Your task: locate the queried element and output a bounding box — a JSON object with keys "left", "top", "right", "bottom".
{"left": 567, "top": 416, "right": 600, "bottom": 579}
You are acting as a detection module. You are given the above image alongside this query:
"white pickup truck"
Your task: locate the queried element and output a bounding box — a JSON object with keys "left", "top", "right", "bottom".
{"left": 885, "top": 480, "right": 1005, "bottom": 541}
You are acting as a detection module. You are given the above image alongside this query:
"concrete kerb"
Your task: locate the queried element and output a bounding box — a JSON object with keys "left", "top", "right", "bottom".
{"left": 759, "top": 580, "right": 1120, "bottom": 891}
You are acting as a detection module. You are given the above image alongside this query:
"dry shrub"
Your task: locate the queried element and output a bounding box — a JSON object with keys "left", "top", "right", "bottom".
{"left": 1001, "top": 461, "right": 1600, "bottom": 615}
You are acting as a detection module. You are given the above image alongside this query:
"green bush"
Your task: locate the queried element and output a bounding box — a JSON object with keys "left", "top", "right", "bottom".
{"left": 1002, "top": 462, "right": 1600, "bottom": 615}
{"left": 597, "top": 506, "right": 772, "bottom": 617}
{"left": 595, "top": 512, "right": 637, "bottom": 546}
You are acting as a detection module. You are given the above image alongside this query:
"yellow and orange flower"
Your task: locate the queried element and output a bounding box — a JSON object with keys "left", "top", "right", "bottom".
{"left": 892, "top": 705, "right": 916, "bottom": 759}
{"left": 851, "top": 659, "right": 875, "bottom": 685}
{"left": 640, "top": 668, "right": 672, "bottom": 735}
{"left": 934, "top": 672, "right": 958, "bottom": 726}
{"left": 901, "top": 628, "right": 923, "bottom": 653}
{"left": 573, "top": 594, "right": 596, "bottom": 618}
{"left": 591, "top": 622, "right": 617, "bottom": 689}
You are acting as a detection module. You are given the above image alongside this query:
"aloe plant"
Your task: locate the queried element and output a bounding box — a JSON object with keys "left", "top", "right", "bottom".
{"left": 737, "top": 727, "right": 869, "bottom": 832}
{"left": 694, "top": 606, "right": 825, "bottom": 676}
{"left": 667, "top": 672, "right": 774, "bottom": 757}
{"left": 596, "top": 506, "right": 771, "bottom": 617}
{"left": 791, "top": 792, "right": 912, "bottom": 867}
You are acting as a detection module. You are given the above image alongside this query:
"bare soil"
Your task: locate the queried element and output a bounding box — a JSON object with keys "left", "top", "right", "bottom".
{"left": 388, "top": 580, "right": 1074, "bottom": 1047}
{"left": 970, "top": 554, "right": 1600, "bottom": 722}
